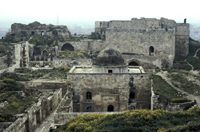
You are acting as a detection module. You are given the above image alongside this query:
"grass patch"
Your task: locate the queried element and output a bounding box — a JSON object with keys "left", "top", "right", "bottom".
{"left": 168, "top": 73, "right": 200, "bottom": 96}
{"left": 54, "top": 107, "right": 200, "bottom": 132}
{"left": 153, "top": 75, "right": 187, "bottom": 103}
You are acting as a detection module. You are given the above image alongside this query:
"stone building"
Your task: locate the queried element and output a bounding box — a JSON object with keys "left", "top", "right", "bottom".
{"left": 67, "top": 48, "right": 152, "bottom": 112}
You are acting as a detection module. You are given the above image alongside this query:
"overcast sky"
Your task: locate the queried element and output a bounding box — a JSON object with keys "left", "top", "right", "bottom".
{"left": 0, "top": 0, "right": 200, "bottom": 28}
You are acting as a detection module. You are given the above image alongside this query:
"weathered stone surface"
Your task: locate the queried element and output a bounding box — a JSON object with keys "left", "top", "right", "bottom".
{"left": 96, "top": 48, "right": 124, "bottom": 66}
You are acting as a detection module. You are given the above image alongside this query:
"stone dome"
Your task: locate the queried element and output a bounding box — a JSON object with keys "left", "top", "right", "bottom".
{"left": 96, "top": 48, "right": 124, "bottom": 66}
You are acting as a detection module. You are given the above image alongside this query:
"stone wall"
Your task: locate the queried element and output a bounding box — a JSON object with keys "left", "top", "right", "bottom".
{"left": 53, "top": 58, "right": 92, "bottom": 68}
{"left": 175, "top": 23, "right": 190, "bottom": 59}
{"left": 67, "top": 72, "right": 151, "bottom": 112}
{"left": 3, "top": 89, "right": 62, "bottom": 132}
{"left": 105, "top": 28, "right": 175, "bottom": 68}
{"left": 54, "top": 112, "right": 121, "bottom": 125}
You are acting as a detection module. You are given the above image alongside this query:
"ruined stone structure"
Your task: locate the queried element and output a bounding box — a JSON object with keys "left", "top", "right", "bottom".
{"left": 95, "top": 17, "right": 190, "bottom": 66}
{"left": 67, "top": 48, "right": 152, "bottom": 112}
{"left": 3, "top": 89, "right": 62, "bottom": 132}
{"left": 6, "top": 21, "right": 70, "bottom": 41}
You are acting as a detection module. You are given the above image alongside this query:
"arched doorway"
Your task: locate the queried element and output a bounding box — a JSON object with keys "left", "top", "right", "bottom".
{"left": 149, "top": 46, "right": 154, "bottom": 56}
{"left": 129, "top": 61, "right": 139, "bottom": 66}
{"left": 61, "top": 43, "right": 74, "bottom": 51}
{"left": 107, "top": 105, "right": 114, "bottom": 112}
{"left": 86, "top": 106, "right": 92, "bottom": 112}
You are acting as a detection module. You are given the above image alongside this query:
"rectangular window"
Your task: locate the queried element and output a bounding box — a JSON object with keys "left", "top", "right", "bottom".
{"left": 108, "top": 70, "right": 112, "bottom": 73}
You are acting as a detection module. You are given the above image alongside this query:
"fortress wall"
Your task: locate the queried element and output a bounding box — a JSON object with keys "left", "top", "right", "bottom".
{"left": 58, "top": 41, "right": 89, "bottom": 51}
{"left": 175, "top": 23, "right": 190, "bottom": 59}
{"left": 105, "top": 28, "right": 175, "bottom": 67}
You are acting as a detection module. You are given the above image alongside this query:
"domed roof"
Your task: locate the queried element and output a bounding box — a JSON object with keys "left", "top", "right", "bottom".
{"left": 96, "top": 48, "right": 124, "bottom": 66}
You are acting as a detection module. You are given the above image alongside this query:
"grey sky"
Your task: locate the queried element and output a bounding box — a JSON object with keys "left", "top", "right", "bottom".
{"left": 0, "top": 0, "right": 200, "bottom": 28}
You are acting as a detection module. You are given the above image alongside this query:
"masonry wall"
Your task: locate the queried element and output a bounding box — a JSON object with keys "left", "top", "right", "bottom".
{"left": 0, "top": 55, "right": 8, "bottom": 70}
{"left": 105, "top": 29, "right": 175, "bottom": 68}
{"left": 67, "top": 73, "right": 151, "bottom": 112}
{"left": 175, "top": 23, "right": 190, "bottom": 59}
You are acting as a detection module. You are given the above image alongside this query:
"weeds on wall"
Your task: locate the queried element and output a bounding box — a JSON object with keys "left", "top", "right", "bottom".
{"left": 54, "top": 107, "right": 200, "bottom": 132}
{"left": 0, "top": 92, "right": 36, "bottom": 122}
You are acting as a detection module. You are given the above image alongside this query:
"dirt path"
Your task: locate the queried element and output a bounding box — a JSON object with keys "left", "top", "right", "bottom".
{"left": 156, "top": 71, "right": 200, "bottom": 106}
{"left": 184, "top": 59, "right": 194, "bottom": 71}
{"left": 194, "top": 48, "right": 200, "bottom": 57}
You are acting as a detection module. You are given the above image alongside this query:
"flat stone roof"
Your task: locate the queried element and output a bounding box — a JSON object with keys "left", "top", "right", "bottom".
{"left": 69, "top": 66, "right": 145, "bottom": 74}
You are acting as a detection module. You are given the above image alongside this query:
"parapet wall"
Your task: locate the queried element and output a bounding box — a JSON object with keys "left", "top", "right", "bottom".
{"left": 54, "top": 112, "right": 121, "bottom": 125}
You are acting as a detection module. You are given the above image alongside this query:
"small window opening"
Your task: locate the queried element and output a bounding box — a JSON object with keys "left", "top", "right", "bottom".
{"left": 149, "top": 46, "right": 154, "bottom": 56}
{"left": 2, "top": 37, "right": 3, "bottom": 40}
{"left": 41, "top": 31, "right": 44, "bottom": 36}
{"left": 108, "top": 70, "right": 112, "bottom": 73}
{"left": 21, "top": 38, "right": 23, "bottom": 41}
{"left": 100, "top": 22, "right": 102, "bottom": 28}
{"left": 161, "top": 24, "right": 164, "bottom": 29}
{"left": 130, "top": 92, "right": 135, "bottom": 99}
{"left": 31, "top": 31, "right": 34, "bottom": 35}
{"left": 86, "top": 92, "right": 92, "bottom": 99}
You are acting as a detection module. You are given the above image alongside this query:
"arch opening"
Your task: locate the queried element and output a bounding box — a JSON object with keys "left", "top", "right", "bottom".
{"left": 149, "top": 46, "right": 154, "bottom": 56}
{"left": 107, "top": 105, "right": 114, "bottom": 112}
{"left": 86, "top": 106, "right": 92, "bottom": 112}
{"left": 86, "top": 92, "right": 92, "bottom": 99}
{"left": 61, "top": 43, "right": 74, "bottom": 51}
{"left": 129, "top": 61, "right": 139, "bottom": 66}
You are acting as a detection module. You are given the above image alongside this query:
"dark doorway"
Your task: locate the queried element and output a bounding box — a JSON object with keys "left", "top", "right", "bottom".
{"left": 61, "top": 43, "right": 74, "bottom": 51}
{"left": 108, "top": 105, "right": 114, "bottom": 112}
{"left": 149, "top": 46, "right": 154, "bottom": 56}
{"left": 108, "top": 70, "right": 112, "bottom": 73}
{"left": 31, "top": 31, "right": 34, "bottom": 35}
{"left": 43, "top": 50, "right": 48, "bottom": 56}
{"left": 21, "top": 38, "right": 23, "bottom": 41}
{"left": 33, "top": 47, "right": 41, "bottom": 56}
{"left": 86, "top": 106, "right": 92, "bottom": 112}
{"left": 2, "top": 37, "right": 3, "bottom": 39}
{"left": 36, "top": 110, "right": 40, "bottom": 124}
{"left": 129, "top": 61, "right": 139, "bottom": 66}
{"left": 129, "top": 92, "right": 135, "bottom": 99}
{"left": 52, "top": 30, "right": 58, "bottom": 37}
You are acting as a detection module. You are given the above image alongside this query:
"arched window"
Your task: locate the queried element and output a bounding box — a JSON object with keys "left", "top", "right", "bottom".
{"left": 86, "top": 92, "right": 92, "bottom": 99}
{"left": 149, "top": 46, "right": 154, "bottom": 56}
{"left": 86, "top": 106, "right": 92, "bottom": 112}
{"left": 108, "top": 105, "right": 114, "bottom": 112}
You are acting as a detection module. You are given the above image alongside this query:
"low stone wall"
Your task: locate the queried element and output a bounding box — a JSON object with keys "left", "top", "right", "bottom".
{"left": 54, "top": 112, "right": 121, "bottom": 125}
{"left": 3, "top": 89, "right": 62, "bottom": 132}
{"left": 53, "top": 58, "right": 92, "bottom": 68}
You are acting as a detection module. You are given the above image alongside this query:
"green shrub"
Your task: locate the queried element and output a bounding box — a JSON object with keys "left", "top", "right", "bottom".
{"left": 171, "top": 98, "right": 190, "bottom": 103}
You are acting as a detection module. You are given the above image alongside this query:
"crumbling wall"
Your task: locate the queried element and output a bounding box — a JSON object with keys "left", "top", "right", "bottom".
{"left": 3, "top": 89, "right": 62, "bottom": 132}
{"left": 0, "top": 55, "right": 8, "bottom": 69}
